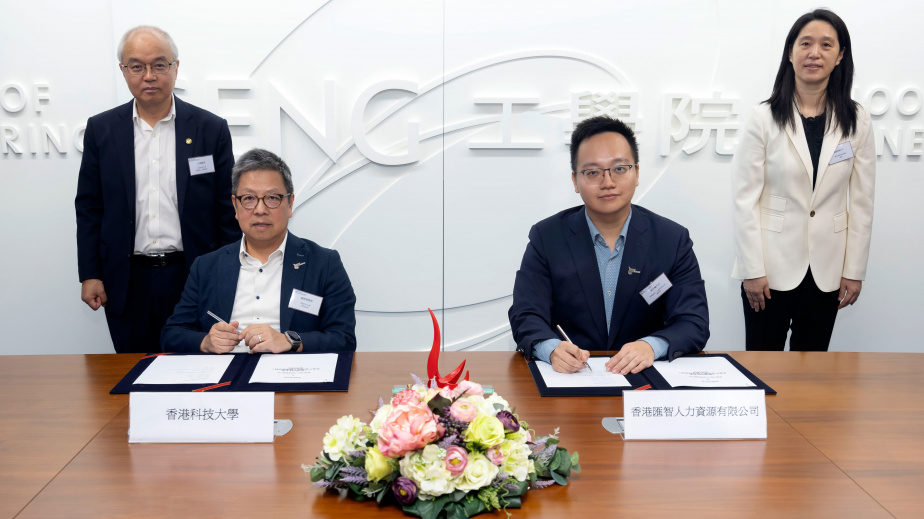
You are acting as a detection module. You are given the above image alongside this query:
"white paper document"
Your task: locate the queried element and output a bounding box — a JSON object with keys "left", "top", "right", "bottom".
{"left": 249, "top": 353, "right": 338, "bottom": 384}
{"left": 653, "top": 357, "right": 756, "bottom": 388}
{"left": 535, "top": 357, "right": 631, "bottom": 388}
{"left": 134, "top": 355, "right": 234, "bottom": 385}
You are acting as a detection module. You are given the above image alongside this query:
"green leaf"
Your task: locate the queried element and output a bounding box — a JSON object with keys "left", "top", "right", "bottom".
{"left": 445, "top": 502, "right": 468, "bottom": 519}
{"left": 548, "top": 450, "right": 562, "bottom": 472}
{"left": 493, "top": 403, "right": 505, "bottom": 411}
{"left": 462, "top": 494, "right": 488, "bottom": 516}
{"left": 551, "top": 470, "right": 568, "bottom": 486}
{"left": 557, "top": 450, "right": 572, "bottom": 474}
{"left": 503, "top": 496, "right": 522, "bottom": 509}
{"left": 376, "top": 484, "right": 389, "bottom": 505}
{"left": 427, "top": 395, "right": 452, "bottom": 415}
{"left": 309, "top": 465, "right": 325, "bottom": 482}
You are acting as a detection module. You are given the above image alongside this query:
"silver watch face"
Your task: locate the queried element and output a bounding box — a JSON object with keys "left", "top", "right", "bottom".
{"left": 285, "top": 331, "right": 301, "bottom": 344}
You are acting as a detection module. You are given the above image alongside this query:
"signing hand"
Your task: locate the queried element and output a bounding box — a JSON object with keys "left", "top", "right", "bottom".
{"left": 605, "top": 341, "right": 655, "bottom": 375}
{"left": 240, "top": 324, "right": 292, "bottom": 354}
{"left": 200, "top": 320, "right": 241, "bottom": 354}
{"left": 550, "top": 341, "right": 590, "bottom": 373}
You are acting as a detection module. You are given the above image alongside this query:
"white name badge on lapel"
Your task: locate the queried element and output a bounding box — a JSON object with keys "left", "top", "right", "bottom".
{"left": 289, "top": 288, "right": 323, "bottom": 316}
{"left": 129, "top": 392, "right": 274, "bottom": 443}
{"left": 640, "top": 273, "right": 672, "bottom": 305}
{"left": 621, "top": 389, "right": 767, "bottom": 440}
{"left": 188, "top": 155, "right": 216, "bottom": 175}
{"left": 829, "top": 141, "right": 854, "bottom": 165}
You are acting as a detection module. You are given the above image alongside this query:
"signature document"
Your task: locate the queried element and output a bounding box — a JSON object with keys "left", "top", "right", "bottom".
{"left": 536, "top": 357, "right": 631, "bottom": 388}
{"left": 249, "top": 353, "right": 339, "bottom": 384}
{"left": 653, "top": 357, "right": 756, "bottom": 388}
{"left": 134, "top": 355, "right": 235, "bottom": 385}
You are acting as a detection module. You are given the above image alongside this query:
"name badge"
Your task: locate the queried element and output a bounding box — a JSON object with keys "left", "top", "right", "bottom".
{"left": 188, "top": 155, "right": 216, "bottom": 176}
{"left": 622, "top": 389, "right": 767, "bottom": 440}
{"left": 829, "top": 141, "right": 854, "bottom": 165}
{"left": 289, "top": 288, "right": 323, "bottom": 316}
{"left": 129, "top": 392, "right": 274, "bottom": 443}
{"left": 640, "top": 273, "right": 672, "bottom": 305}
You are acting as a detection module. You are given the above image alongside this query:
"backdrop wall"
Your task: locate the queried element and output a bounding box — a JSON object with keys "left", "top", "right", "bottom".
{"left": 1, "top": 0, "right": 920, "bottom": 355}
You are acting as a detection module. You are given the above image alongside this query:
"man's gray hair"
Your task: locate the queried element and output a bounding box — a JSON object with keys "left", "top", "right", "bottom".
{"left": 232, "top": 148, "right": 295, "bottom": 195}
{"left": 117, "top": 26, "right": 179, "bottom": 63}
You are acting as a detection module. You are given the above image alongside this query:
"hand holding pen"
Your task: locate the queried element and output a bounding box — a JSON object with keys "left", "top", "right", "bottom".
{"left": 554, "top": 325, "right": 593, "bottom": 374}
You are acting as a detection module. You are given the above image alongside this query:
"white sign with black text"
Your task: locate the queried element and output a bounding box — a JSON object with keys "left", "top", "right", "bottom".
{"left": 622, "top": 389, "right": 766, "bottom": 440}
{"left": 129, "top": 392, "right": 275, "bottom": 443}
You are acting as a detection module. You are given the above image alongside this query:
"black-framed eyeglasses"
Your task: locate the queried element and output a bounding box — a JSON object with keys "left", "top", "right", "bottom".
{"left": 578, "top": 164, "right": 638, "bottom": 183}
{"left": 233, "top": 193, "right": 292, "bottom": 210}
{"left": 120, "top": 60, "right": 176, "bottom": 76}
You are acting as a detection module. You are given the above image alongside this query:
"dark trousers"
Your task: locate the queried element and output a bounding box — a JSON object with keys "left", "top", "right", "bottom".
{"left": 105, "top": 261, "right": 188, "bottom": 354}
{"left": 742, "top": 269, "right": 839, "bottom": 351}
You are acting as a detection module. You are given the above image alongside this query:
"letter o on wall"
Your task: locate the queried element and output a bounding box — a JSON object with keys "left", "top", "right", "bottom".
{"left": 898, "top": 87, "right": 923, "bottom": 116}
{"left": 0, "top": 84, "right": 27, "bottom": 113}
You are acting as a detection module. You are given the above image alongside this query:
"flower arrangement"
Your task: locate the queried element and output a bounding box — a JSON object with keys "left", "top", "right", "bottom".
{"left": 305, "top": 376, "right": 581, "bottom": 519}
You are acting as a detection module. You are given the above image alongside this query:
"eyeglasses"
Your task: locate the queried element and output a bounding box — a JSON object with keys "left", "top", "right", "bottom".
{"left": 120, "top": 60, "right": 176, "bottom": 76}
{"left": 578, "top": 164, "right": 638, "bottom": 183}
{"left": 233, "top": 193, "right": 291, "bottom": 210}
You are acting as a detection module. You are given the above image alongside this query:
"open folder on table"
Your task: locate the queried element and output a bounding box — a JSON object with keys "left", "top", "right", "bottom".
{"left": 527, "top": 353, "right": 776, "bottom": 396}
{"left": 110, "top": 352, "right": 354, "bottom": 394}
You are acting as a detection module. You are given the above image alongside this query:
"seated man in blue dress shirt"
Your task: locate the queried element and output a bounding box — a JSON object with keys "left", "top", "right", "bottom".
{"left": 508, "top": 116, "right": 709, "bottom": 374}
{"left": 162, "top": 148, "right": 356, "bottom": 353}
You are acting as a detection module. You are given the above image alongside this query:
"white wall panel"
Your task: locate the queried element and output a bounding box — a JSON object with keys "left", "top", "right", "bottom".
{"left": 1, "top": 0, "right": 920, "bottom": 355}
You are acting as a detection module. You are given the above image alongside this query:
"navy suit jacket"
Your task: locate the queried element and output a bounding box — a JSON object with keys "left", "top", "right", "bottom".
{"left": 75, "top": 96, "right": 238, "bottom": 315}
{"left": 509, "top": 205, "right": 709, "bottom": 361}
{"left": 161, "top": 232, "right": 357, "bottom": 353}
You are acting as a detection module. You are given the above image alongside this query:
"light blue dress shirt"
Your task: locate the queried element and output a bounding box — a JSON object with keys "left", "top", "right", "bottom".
{"left": 534, "top": 208, "right": 669, "bottom": 364}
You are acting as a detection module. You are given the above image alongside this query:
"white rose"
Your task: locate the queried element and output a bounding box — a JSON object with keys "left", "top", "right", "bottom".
{"left": 370, "top": 404, "right": 393, "bottom": 432}
{"left": 500, "top": 440, "right": 531, "bottom": 481}
{"left": 455, "top": 453, "right": 499, "bottom": 492}
{"left": 400, "top": 447, "right": 455, "bottom": 498}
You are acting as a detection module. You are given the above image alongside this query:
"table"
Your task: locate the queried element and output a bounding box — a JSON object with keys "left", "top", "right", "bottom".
{"left": 2, "top": 351, "right": 922, "bottom": 518}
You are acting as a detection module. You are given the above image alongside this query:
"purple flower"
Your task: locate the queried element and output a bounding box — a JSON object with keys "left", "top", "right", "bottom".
{"left": 495, "top": 410, "right": 520, "bottom": 432}
{"left": 392, "top": 477, "right": 418, "bottom": 505}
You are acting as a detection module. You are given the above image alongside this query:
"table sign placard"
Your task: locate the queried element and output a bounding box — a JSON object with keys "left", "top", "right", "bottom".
{"left": 129, "top": 392, "right": 274, "bottom": 443}
{"left": 622, "top": 389, "right": 767, "bottom": 440}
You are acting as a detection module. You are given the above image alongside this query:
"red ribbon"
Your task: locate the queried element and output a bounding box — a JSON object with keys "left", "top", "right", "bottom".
{"left": 425, "top": 308, "right": 468, "bottom": 389}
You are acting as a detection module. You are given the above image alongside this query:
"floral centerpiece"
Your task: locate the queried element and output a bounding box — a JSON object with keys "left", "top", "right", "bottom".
{"left": 304, "top": 310, "right": 580, "bottom": 519}
{"left": 305, "top": 377, "right": 580, "bottom": 518}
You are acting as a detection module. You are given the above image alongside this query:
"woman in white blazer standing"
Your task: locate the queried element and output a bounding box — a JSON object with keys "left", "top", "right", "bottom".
{"left": 732, "top": 8, "right": 875, "bottom": 351}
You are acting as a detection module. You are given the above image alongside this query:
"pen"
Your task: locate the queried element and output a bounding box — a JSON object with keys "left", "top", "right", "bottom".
{"left": 556, "top": 325, "right": 593, "bottom": 373}
{"left": 207, "top": 310, "right": 242, "bottom": 334}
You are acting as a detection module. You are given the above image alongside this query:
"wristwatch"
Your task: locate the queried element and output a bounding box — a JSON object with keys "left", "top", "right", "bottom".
{"left": 284, "top": 330, "right": 302, "bottom": 352}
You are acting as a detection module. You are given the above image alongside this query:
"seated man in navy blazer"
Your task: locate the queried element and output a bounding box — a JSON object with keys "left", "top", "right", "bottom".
{"left": 509, "top": 116, "right": 709, "bottom": 374}
{"left": 162, "top": 148, "right": 356, "bottom": 353}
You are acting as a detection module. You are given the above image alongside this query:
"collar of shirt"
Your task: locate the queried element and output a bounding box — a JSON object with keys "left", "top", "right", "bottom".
{"left": 238, "top": 233, "right": 289, "bottom": 267}
{"left": 132, "top": 94, "right": 176, "bottom": 128}
{"left": 584, "top": 206, "right": 632, "bottom": 253}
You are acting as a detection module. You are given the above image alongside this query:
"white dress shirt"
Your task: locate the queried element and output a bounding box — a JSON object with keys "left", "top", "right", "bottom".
{"left": 132, "top": 96, "right": 183, "bottom": 254}
{"left": 229, "top": 235, "right": 288, "bottom": 353}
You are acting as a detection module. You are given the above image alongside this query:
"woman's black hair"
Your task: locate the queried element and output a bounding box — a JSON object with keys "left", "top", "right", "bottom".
{"left": 765, "top": 8, "right": 857, "bottom": 138}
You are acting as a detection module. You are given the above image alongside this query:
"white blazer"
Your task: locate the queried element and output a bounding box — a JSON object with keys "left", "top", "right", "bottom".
{"left": 732, "top": 103, "right": 875, "bottom": 292}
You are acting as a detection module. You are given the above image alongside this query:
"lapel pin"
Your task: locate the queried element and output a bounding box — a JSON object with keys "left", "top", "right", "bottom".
{"left": 185, "top": 138, "right": 192, "bottom": 144}
{"left": 628, "top": 267, "right": 641, "bottom": 275}
{"left": 293, "top": 262, "right": 306, "bottom": 270}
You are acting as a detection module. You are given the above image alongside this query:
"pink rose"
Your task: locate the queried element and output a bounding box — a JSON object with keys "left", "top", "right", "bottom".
{"left": 449, "top": 399, "right": 477, "bottom": 422}
{"left": 377, "top": 403, "right": 442, "bottom": 458}
{"left": 392, "top": 389, "right": 421, "bottom": 406}
{"left": 486, "top": 445, "right": 504, "bottom": 466}
{"left": 455, "top": 380, "right": 484, "bottom": 397}
{"left": 439, "top": 386, "right": 455, "bottom": 400}
{"left": 444, "top": 446, "right": 468, "bottom": 475}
